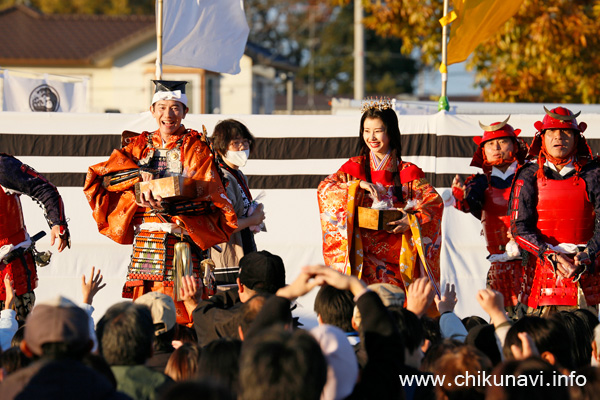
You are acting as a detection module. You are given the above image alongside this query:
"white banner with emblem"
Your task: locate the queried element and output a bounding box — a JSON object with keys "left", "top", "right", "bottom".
{"left": 2, "top": 70, "right": 88, "bottom": 112}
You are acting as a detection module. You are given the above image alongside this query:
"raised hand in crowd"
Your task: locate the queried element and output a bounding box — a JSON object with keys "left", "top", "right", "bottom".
{"left": 476, "top": 288, "right": 509, "bottom": 327}
{"left": 275, "top": 266, "right": 321, "bottom": 300}
{"left": 302, "top": 264, "right": 367, "bottom": 297}
{"left": 434, "top": 282, "right": 457, "bottom": 314}
{"left": 179, "top": 275, "right": 202, "bottom": 316}
{"left": 81, "top": 266, "right": 106, "bottom": 305}
{"left": 406, "top": 277, "right": 435, "bottom": 318}
{"left": 4, "top": 274, "right": 15, "bottom": 311}
{"left": 510, "top": 331, "right": 540, "bottom": 360}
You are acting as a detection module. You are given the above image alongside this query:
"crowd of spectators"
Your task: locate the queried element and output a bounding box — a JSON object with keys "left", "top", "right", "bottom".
{"left": 0, "top": 252, "right": 599, "bottom": 400}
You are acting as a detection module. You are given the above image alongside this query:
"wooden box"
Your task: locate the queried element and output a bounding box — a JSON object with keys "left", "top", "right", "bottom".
{"left": 135, "top": 176, "right": 197, "bottom": 203}
{"left": 357, "top": 207, "right": 405, "bottom": 232}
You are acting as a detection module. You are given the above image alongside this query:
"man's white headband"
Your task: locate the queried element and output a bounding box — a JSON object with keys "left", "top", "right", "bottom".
{"left": 152, "top": 90, "right": 188, "bottom": 107}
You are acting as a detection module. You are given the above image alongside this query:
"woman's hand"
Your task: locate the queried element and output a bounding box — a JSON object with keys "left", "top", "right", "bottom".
{"left": 248, "top": 203, "right": 265, "bottom": 225}
{"left": 387, "top": 211, "right": 409, "bottom": 234}
{"left": 359, "top": 180, "right": 381, "bottom": 201}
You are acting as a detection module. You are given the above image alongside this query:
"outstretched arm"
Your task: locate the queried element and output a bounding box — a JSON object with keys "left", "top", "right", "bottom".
{"left": 0, "top": 155, "right": 69, "bottom": 251}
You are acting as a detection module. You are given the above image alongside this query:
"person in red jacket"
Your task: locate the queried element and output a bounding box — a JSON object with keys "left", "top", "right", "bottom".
{"left": 452, "top": 116, "right": 528, "bottom": 315}
{"left": 509, "top": 106, "right": 600, "bottom": 316}
{"left": 0, "top": 154, "right": 69, "bottom": 321}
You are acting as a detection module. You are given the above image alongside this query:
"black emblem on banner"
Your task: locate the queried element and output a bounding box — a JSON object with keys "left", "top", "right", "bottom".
{"left": 29, "top": 84, "right": 60, "bottom": 112}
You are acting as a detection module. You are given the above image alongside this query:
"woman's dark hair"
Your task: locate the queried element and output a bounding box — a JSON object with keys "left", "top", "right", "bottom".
{"left": 358, "top": 106, "right": 403, "bottom": 201}
{"left": 550, "top": 311, "right": 594, "bottom": 370}
{"left": 165, "top": 342, "right": 202, "bottom": 382}
{"left": 198, "top": 338, "right": 242, "bottom": 395}
{"left": 461, "top": 315, "right": 488, "bottom": 332}
{"left": 503, "top": 316, "right": 574, "bottom": 371}
{"left": 0, "top": 347, "right": 30, "bottom": 375}
{"left": 11, "top": 325, "right": 26, "bottom": 348}
{"left": 211, "top": 119, "right": 255, "bottom": 156}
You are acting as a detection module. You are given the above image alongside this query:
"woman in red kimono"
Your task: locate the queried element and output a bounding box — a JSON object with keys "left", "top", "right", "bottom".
{"left": 317, "top": 99, "right": 443, "bottom": 293}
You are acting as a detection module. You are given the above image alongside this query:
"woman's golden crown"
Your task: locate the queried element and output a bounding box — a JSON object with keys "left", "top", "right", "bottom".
{"left": 361, "top": 97, "right": 393, "bottom": 113}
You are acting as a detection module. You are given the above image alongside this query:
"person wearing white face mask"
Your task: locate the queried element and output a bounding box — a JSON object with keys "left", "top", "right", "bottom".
{"left": 210, "top": 120, "right": 266, "bottom": 284}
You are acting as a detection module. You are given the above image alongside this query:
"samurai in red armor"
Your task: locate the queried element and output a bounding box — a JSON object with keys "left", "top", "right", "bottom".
{"left": 509, "top": 107, "right": 600, "bottom": 316}
{"left": 452, "top": 116, "right": 528, "bottom": 313}
{"left": 0, "top": 154, "right": 70, "bottom": 321}
{"left": 84, "top": 81, "right": 237, "bottom": 325}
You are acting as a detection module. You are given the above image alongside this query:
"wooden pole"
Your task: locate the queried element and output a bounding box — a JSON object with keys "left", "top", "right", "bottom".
{"left": 156, "top": 0, "right": 163, "bottom": 80}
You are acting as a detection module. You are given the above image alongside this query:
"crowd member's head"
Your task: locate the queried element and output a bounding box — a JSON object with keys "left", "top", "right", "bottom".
{"left": 158, "top": 380, "right": 234, "bottom": 400}
{"left": 21, "top": 296, "right": 92, "bottom": 361}
{"left": 461, "top": 315, "right": 487, "bottom": 332}
{"left": 10, "top": 325, "right": 25, "bottom": 348}
{"left": 421, "top": 339, "right": 463, "bottom": 374}
{"left": 465, "top": 324, "right": 502, "bottom": 366}
{"left": 96, "top": 302, "right": 154, "bottom": 366}
{"left": 391, "top": 308, "right": 422, "bottom": 368}
{"left": 314, "top": 285, "right": 355, "bottom": 333}
{"left": 433, "top": 345, "right": 491, "bottom": 400}
{"left": 353, "top": 283, "right": 405, "bottom": 330}
{"left": 0, "top": 347, "right": 30, "bottom": 379}
{"left": 591, "top": 325, "right": 600, "bottom": 366}
{"left": 237, "top": 251, "right": 286, "bottom": 302}
{"left": 165, "top": 342, "right": 202, "bottom": 382}
{"left": 310, "top": 324, "right": 359, "bottom": 400}
{"left": 421, "top": 316, "right": 442, "bottom": 354}
{"left": 135, "top": 292, "right": 177, "bottom": 352}
{"left": 211, "top": 119, "right": 255, "bottom": 169}
{"left": 198, "top": 338, "right": 242, "bottom": 396}
{"left": 239, "top": 326, "right": 327, "bottom": 400}
{"left": 487, "top": 357, "right": 568, "bottom": 400}
{"left": 503, "top": 316, "right": 574, "bottom": 371}
{"left": 569, "top": 365, "right": 600, "bottom": 400}
{"left": 550, "top": 310, "right": 594, "bottom": 369}
{"left": 150, "top": 80, "right": 189, "bottom": 138}
{"left": 238, "top": 293, "right": 271, "bottom": 341}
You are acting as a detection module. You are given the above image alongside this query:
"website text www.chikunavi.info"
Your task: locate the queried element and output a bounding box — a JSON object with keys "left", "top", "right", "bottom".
{"left": 399, "top": 370, "right": 587, "bottom": 388}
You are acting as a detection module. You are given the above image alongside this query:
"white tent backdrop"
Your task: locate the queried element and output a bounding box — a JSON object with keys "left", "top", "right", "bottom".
{"left": 5, "top": 110, "right": 600, "bottom": 326}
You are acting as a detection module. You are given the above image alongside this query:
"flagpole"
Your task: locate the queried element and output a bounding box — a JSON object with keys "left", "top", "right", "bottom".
{"left": 438, "top": 0, "right": 449, "bottom": 111}
{"left": 156, "top": 0, "right": 163, "bottom": 80}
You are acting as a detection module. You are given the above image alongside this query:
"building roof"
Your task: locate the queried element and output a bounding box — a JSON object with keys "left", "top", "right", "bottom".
{"left": 0, "top": 5, "right": 155, "bottom": 66}
{"left": 0, "top": 5, "right": 297, "bottom": 72}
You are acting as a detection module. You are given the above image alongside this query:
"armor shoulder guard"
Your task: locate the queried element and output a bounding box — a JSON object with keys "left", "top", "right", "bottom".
{"left": 121, "top": 130, "right": 143, "bottom": 148}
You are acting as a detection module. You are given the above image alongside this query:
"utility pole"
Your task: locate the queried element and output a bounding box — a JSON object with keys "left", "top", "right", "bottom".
{"left": 354, "top": 0, "right": 365, "bottom": 100}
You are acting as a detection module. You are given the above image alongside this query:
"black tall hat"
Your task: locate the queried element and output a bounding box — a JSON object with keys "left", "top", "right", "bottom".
{"left": 151, "top": 80, "right": 188, "bottom": 106}
{"left": 152, "top": 80, "right": 188, "bottom": 94}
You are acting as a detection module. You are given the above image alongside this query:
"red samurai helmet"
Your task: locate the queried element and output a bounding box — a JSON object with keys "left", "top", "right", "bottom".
{"left": 529, "top": 106, "right": 591, "bottom": 161}
{"left": 470, "top": 115, "right": 528, "bottom": 170}
{"left": 534, "top": 106, "right": 587, "bottom": 133}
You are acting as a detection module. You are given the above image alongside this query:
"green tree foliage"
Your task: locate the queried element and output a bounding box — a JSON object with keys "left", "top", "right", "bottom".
{"left": 469, "top": 0, "right": 600, "bottom": 103}
{"left": 247, "top": 1, "right": 417, "bottom": 96}
{"left": 342, "top": 0, "right": 600, "bottom": 103}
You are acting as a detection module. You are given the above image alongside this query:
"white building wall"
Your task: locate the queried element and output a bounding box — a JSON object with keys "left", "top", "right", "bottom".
{"left": 219, "top": 55, "right": 253, "bottom": 114}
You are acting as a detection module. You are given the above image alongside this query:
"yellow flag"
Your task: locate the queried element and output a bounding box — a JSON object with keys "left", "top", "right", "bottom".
{"left": 447, "top": 0, "right": 524, "bottom": 65}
